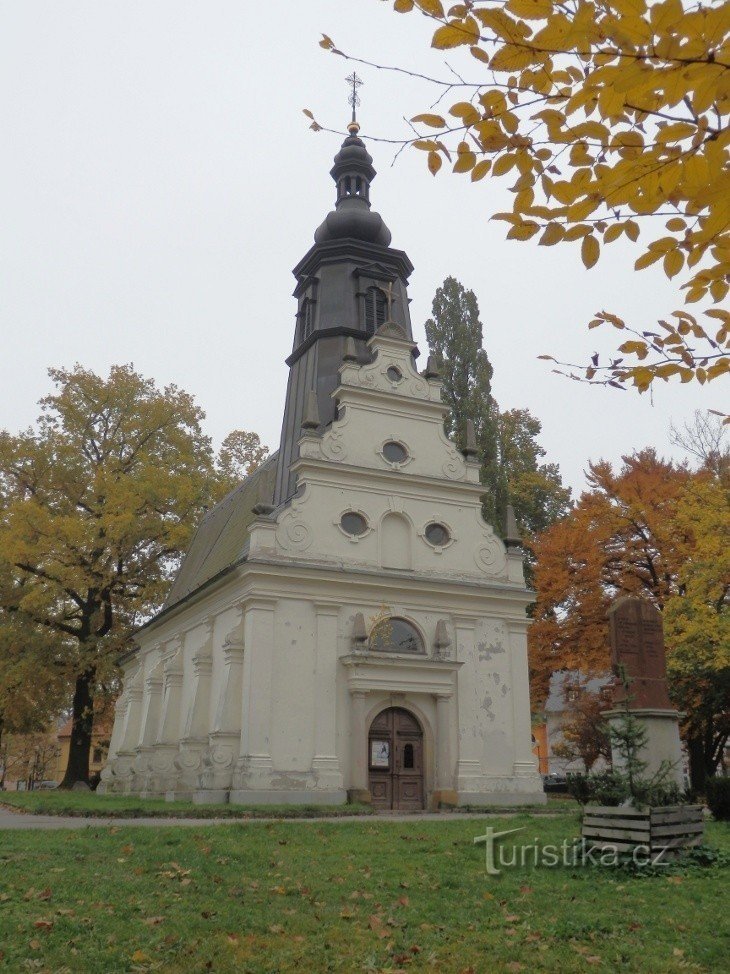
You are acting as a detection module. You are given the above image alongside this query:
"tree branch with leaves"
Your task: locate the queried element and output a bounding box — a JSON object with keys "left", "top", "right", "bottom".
{"left": 310, "top": 0, "right": 729, "bottom": 403}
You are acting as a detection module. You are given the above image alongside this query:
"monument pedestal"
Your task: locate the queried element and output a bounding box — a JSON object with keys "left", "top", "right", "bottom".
{"left": 604, "top": 708, "right": 685, "bottom": 789}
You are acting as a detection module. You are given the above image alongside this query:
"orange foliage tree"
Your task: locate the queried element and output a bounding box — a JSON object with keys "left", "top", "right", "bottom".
{"left": 530, "top": 446, "right": 728, "bottom": 787}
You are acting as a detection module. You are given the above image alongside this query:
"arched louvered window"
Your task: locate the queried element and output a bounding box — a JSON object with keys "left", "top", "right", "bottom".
{"left": 301, "top": 299, "right": 314, "bottom": 342}
{"left": 364, "top": 286, "right": 386, "bottom": 336}
{"left": 369, "top": 617, "right": 424, "bottom": 655}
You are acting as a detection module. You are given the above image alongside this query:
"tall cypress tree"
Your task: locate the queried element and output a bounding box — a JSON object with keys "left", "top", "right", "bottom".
{"left": 425, "top": 277, "right": 571, "bottom": 552}
{"left": 424, "top": 277, "right": 506, "bottom": 531}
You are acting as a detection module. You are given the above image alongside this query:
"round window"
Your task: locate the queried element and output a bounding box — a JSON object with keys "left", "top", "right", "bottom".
{"left": 424, "top": 522, "right": 450, "bottom": 547}
{"left": 340, "top": 511, "right": 368, "bottom": 536}
{"left": 386, "top": 366, "right": 402, "bottom": 383}
{"left": 382, "top": 440, "right": 408, "bottom": 464}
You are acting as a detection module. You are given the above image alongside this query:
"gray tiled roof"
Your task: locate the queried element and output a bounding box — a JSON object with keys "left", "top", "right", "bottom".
{"left": 162, "top": 452, "right": 279, "bottom": 611}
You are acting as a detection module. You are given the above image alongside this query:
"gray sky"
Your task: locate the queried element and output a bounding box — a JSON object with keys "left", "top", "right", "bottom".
{"left": 1, "top": 1, "right": 717, "bottom": 496}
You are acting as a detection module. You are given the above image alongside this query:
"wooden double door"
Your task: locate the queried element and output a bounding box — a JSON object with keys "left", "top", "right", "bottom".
{"left": 368, "top": 707, "right": 424, "bottom": 811}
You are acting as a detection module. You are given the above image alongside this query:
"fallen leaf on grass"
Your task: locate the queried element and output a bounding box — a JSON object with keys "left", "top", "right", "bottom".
{"left": 504, "top": 914, "right": 520, "bottom": 923}
{"left": 142, "top": 916, "right": 165, "bottom": 926}
{"left": 33, "top": 920, "right": 54, "bottom": 931}
{"left": 673, "top": 949, "right": 685, "bottom": 957}
{"left": 369, "top": 915, "right": 390, "bottom": 939}
{"left": 130, "top": 950, "right": 149, "bottom": 963}
{"left": 268, "top": 924, "right": 284, "bottom": 934}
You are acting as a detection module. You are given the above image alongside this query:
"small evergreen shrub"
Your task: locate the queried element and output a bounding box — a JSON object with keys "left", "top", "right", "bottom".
{"left": 706, "top": 777, "right": 730, "bottom": 821}
{"left": 567, "top": 770, "right": 628, "bottom": 806}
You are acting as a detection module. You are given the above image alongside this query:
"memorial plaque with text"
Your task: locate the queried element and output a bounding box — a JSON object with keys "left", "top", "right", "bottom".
{"left": 608, "top": 597, "right": 672, "bottom": 709}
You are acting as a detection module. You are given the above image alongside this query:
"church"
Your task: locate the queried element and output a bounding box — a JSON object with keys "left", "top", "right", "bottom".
{"left": 100, "top": 106, "right": 544, "bottom": 810}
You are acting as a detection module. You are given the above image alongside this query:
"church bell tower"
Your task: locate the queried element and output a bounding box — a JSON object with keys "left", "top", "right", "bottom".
{"left": 273, "top": 76, "right": 415, "bottom": 505}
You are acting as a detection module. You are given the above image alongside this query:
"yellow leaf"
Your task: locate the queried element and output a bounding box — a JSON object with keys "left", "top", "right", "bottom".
{"left": 492, "top": 153, "right": 517, "bottom": 177}
{"left": 490, "top": 44, "right": 535, "bottom": 72}
{"left": 507, "top": 222, "right": 540, "bottom": 240}
{"left": 539, "top": 223, "right": 565, "bottom": 246}
{"left": 412, "top": 139, "right": 439, "bottom": 151}
{"left": 563, "top": 225, "right": 591, "bottom": 240}
{"left": 505, "top": 0, "right": 552, "bottom": 18}
{"left": 624, "top": 220, "right": 640, "bottom": 241}
{"left": 432, "top": 17, "right": 479, "bottom": 49}
{"left": 604, "top": 224, "right": 623, "bottom": 243}
{"left": 470, "top": 45, "right": 490, "bottom": 63}
{"left": 319, "top": 34, "right": 335, "bottom": 49}
{"left": 415, "top": 0, "right": 444, "bottom": 14}
{"left": 581, "top": 235, "right": 600, "bottom": 269}
{"left": 394, "top": 0, "right": 415, "bottom": 10}
{"left": 427, "top": 151, "right": 442, "bottom": 175}
{"left": 411, "top": 113, "right": 446, "bottom": 128}
{"left": 635, "top": 249, "right": 663, "bottom": 270}
{"left": 663, "top": 249, "right": 685, "bottom": 279}
{"left": 453, "top": 147, "right": 477, "bottom": 173}
{"left": 471, "top": 159, "right": 492, "bottom": 181}
{"left": 450, "top": 101, "right": 481, "bottom": 125}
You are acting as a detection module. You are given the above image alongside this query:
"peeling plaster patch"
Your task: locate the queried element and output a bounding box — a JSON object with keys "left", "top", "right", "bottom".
{"left": 501, "top": 684, "right": 509, "bottom": 697}
{"left": 480, "top": 694, "right": 496, "bottom": 721}
{"left": 493, "top": 673, "right": 501, "bottom": 686}
{"left": 478, "top": 640, "right": 505, "bottom": 661}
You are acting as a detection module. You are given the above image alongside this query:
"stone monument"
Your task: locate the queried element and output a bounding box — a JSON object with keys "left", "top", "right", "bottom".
{"left": 604, "top": 596, "right": 684, "bottom": 788}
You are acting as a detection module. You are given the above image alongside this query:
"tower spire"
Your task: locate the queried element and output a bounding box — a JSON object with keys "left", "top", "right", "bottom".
{"left": 346, "top": 72, "right": 363, "bottom": 134}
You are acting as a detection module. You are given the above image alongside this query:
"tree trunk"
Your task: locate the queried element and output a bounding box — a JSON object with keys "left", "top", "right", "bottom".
{"left": 687, "top": 734, "right": 706, "bottom": 795}
{"left": 59, "top": 670, "right": 94, "bottom": 788}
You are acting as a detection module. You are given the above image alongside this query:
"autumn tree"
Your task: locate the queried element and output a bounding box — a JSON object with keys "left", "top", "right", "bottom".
{"left": 0, "top": 364, "right": 268, "bottom": 787}
{"left": 530, "top": 446, "right": 728, "bottom": 788}
{"left": 216, "top": 430, "right": 269, "bottom": 491}
{"left": 313, "top": 0, "right": 730, "bottom": 398}
{"left": 551, "top": 685, "right": 612, "bottom": 772}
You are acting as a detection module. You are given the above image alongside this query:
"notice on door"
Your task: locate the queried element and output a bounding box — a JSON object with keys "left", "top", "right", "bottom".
{"left": 370, "top": 740, "right": 390, "bottom": 768}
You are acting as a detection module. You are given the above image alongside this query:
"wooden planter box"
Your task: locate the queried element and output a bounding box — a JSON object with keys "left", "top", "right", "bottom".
{"left": 582, "top": 804, "right": 704, "bottom": 857}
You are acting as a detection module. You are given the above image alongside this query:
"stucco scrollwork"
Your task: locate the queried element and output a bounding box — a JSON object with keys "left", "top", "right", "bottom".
{"left": 321, "top": 428, "right": 348, "bottom": 462}
{"left": 442, "top": 446, "right": 465, "bottom": 481}
{"left": 277, "top": 509, "right": 313, "bottom": 552}
{"left": 475, "top": 535, "right": 507, "bottom": 576}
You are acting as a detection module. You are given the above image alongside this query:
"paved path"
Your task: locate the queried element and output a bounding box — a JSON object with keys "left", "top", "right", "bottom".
{"left": 0, "top": 805, "right": 555, "bottom": 831}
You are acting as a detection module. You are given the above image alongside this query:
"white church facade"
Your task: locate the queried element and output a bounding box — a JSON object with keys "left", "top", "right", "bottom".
{"left": 100, "top": 119, "right": 544, "bottom": 809}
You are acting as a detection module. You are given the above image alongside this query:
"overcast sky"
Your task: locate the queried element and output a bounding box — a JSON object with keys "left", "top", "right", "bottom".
{"left": 1, "top": 1, "right": 718, "bottom": 497}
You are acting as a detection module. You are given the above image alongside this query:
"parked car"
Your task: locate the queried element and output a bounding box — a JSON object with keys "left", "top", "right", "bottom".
{"left": 542, "top": 773, "right": 569, "bottom": 794}
{"left": 36, "top": 780, "right": 59, "bottom": 790}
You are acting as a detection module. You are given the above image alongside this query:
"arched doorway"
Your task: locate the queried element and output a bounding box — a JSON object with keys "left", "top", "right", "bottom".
{"left": 368, "top": 707, "right": 424, "bottom": 811}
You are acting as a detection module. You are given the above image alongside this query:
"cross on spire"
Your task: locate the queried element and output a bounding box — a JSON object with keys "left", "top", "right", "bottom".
{"left": 346, "top": 72, "right": 363, "bottom": 133}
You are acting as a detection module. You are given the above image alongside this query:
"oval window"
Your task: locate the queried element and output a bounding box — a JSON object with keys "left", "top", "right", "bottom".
{"left": 386, "top": 366, "right": 402, "bottom": 383}
{"left": 382, "top": 440, "right": 408, "bottom": 464}
{"left": 340, "top": 511, "right": 368, "bottom": 536}
{"left": 424, "top": 522, "right": 450, "bottom": 547}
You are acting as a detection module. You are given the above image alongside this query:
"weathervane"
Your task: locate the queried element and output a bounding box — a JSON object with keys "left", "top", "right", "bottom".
{"left": 346, "top": 72, "right": 363, "bottom": 133}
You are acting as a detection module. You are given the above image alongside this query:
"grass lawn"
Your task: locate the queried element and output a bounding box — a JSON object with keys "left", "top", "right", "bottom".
{"left": 0, "top": 791, "right": 574, "bottom": 818}
{"left": 0, "top": 814, "right": 727, "bottom": 973}
{"left": 0, "top": 790, "right": 375, "bottom": 820}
